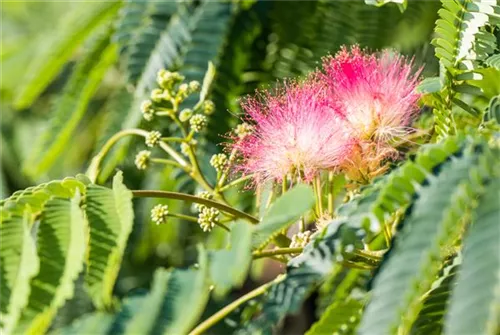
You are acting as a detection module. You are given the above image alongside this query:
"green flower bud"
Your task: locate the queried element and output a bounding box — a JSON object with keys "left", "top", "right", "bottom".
{"left": 234, "top": 122, "right": 254, "bottom": 138}
{"left": 151, "top": 89, "right": 164, "bottom": 103}
{"left": 151, "top": 204, "right": 169, "bottom": 225}
{"left": 189, "top": 114, "right": 208, "bottom": 133}
{"left": 134, "top": 150, "right": 151, "bottom": 170}
{"left": 290, "top": 231, "right": 312, "bottom": 248}
{"left": 141, "top": 100, "right": 155, "bottom": 121}
{"left": 202, "top": 100, "right": 215, "bottom": 115}
{"left": 179, "top": 108, "right": 193, "bottom": 122}
{"left": 210, "top": 153, "right": 228, "bottom": 172}
{"left": 188, "top": 80, "right": 201, "bottom": 93}
{"left": 198, "top": 206, "right": 219, "bottom": 232}
{"left": 145, "top": 131, "right": 162, "bottom": 147}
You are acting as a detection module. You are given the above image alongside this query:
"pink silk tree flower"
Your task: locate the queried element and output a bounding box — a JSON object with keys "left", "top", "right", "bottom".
{"left": 321, "top": 45, "right": 422, "bottom": 143}
{"left": 232, "top": 80, "right": 351, "bottom": 185}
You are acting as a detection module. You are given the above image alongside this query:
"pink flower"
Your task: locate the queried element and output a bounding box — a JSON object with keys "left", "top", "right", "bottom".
{"left": 321, "top": 46, "right": 422, "bottom": 142}
{"left": 233, "top": 79, "right": 351, "bottom": 185}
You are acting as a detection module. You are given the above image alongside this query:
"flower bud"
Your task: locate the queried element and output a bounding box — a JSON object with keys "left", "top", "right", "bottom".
{"left": 189, "top": 114, "right": 208, "bottom": 133}
{"left": 202, "top": 100, "right": 215, "bottom": 115}
{"left": 134, "top": 150, "right": 151, "bottom": 170}
{"left": 179, "top": 108, "right": 193, "bottom": 122}
{"left": 141, "top": 100, "right": 155, "bottom": 121}
{"left": 197, "top": 206, "right": 220, "bottom": 232}
{"left": 151, "top": 89, "right": 164, "bottom": 103}
{"left": 234, "top": 122, "right": 254, "bottom": 138}
{"left": 188, "top": 80, "right": 201, "bottom": 93}
{"left": 151, "top": 204, "right": 169, "bottom": 225}
{"left": 210, "top": 153, "right": 228, "bottom": 172}
{"left": 145, "top": 131, "right": 162, "bottom": 147}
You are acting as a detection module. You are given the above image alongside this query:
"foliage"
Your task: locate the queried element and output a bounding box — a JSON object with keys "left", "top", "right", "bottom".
{"left": 1, "top": 0, "right": 500, "bottom": 334}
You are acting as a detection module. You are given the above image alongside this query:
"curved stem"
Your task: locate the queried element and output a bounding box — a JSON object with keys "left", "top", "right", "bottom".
{"left": 218, "top": 174, "right": 254, "bottom": 192}
{"left": 132, "top": 190, "right": 259, "bottom": 224}
{"left": 188, "top": 275, "right": 286, "bottom": 335}
{"left": 150, "top": 158, "right": 185, "bottom": 170}
{"left": 158, "top": 141, "right": 190, "bottom": 169}
{"left": 252, "top": 247, "right": 303, "bottom": 259}
{"left": 87, "top": 128, "right": 149, "bottom": 183}
{"left": 161, "top": 137, "right": 186, "bottom": 143}
{"left": 185, "top": 146, "right": 216, "bottom": 194}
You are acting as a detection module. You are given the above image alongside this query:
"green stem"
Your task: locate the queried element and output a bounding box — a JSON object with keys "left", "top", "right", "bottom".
{"left": 328, "top": 171, "right": 334, "bottom": 215}
{"left": 315, "top": 175, "right": 323, "bottom": 217}
{"left": 150, "top": 158, "right": 185, "bottom": 170}
{"left": 299, "top": 217, "right": 306, "bottom": 232}
{"left": 218, "top": 174, "right": 254, "bottom": 192}
{"left": 132, "top": 190, "right": 259, "bottom": 224}
{"left": 188, "top": 275, "right": 286, "bottom": 335}
{"left": 252, "top": 247, "right": 303, "bottom": 259}
{"left": 87, "top": 128, "right": 149, "bottom": 183}
{"left": 158, "top": 141, "right": 190, "bottom": 170}
{"left": 161, "top": 137, "right": 186, "bottom": 143}
{"left": 282, "top": 175, "right": 288, "bottom": 195}
{"left": 186, "top": 146, "right": 215, "bottom": 193}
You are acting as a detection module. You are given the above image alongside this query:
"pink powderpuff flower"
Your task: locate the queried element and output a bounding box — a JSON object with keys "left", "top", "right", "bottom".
{"left": 232, "top": 79, "right": 352, "bottom": 185}
{"left": 321, "top": 45, "right": 422, "bottom": 143}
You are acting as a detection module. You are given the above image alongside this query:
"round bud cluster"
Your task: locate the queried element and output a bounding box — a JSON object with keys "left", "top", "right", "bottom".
{"left": 290, "top": 231, "right": 312, "bottom": 248}
{"left": 135, "top": 150, "right": 151, "bottom": 170}
{"left": 190, "top": 114, "right": 208, "bottom": 133}
{"left": 210, "top": 153, "right": 228, "bottom": 172}
{"left": 197, "top": 206, "right": 220, "bottom": 232}
{"left": 234, "top": 122, "right": 254, "bottom": 139}
{"left": 189, "top": 80, "right": 201, "bottom": 92}
{"left": 202, "top": 100, "right": 215, "bottom": 115}
{"left": 157, "top": 70, "right": 184, "bottom": 90}
{"left": 179, "top": 108, "right": 193, "bottom": 122}
{"left": 141, "top": 100, "right": 155, "bottom": 121}
{"left": 145, "top": 131, "right": 162, "bottom": 147}
{"left": 150, "top": 88, "right": 171, "bottom": 103}
{"left": 151, "top": 204, "right": 169, "bottom": 225}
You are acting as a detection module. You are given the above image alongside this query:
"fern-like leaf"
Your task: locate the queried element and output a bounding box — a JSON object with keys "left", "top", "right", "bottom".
{"left": 358, "top": 143, "right": 496, "bottom": 335}
{"left": 15, "top": 195, "right": 87, "bottom": 334}
{"left": 445, "top": 177, "right": 500, "bottom": 335}
{"left": 24, "top": 30, "right": 117, "bottom": 178}
{"left": 13, "top": 2, "right": 120, "bottom": 109}
{"left": 306, "top": 298, "right": 364, "bottom": 335}
{"left": 84, "top": 171, "right": 134, "bottom": 309}
{"left": 0, "top": 212, "right": 39, "bottom": 335}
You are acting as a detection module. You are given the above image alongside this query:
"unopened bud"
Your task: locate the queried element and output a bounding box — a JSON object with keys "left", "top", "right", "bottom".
{"left": 210, "top": 153, "right": 228, "bottom": 172}
{"left": 179, "top": 108, "right": 193, "bottom": 122}
{"left": 202, "top": 100, "right": 215, "bottom": 115}
{"left": 145, "top": 131, "right": 162, "bottom": 147}
{"left": 188, "top": 80, "right": 201, "bottom": 93}
{"left": 134, "top": 150, "right": 151, "bottom": 170}
{"left": 151, "top": 204, "right": 169, "bottom": 225}
{"left": 190, "top": 114, "right": 207, "bottom": 133}
{"left": 141, "top": 100, "right": 155, "bottom": 121}
{"left": 235, "top": 122, "right": 253, "bottom": 138}
{"left": 290, "top": 231, "right": 312, "bottom": 248}
{"left": 198, "top": 206, "right": 219, "bottom": 232}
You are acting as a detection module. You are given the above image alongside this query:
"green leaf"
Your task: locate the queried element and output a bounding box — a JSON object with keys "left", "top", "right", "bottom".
{"left": 115, "top": 1, "right": 178, "bottom": 84}
{"left": 252, "top": 184, "right": 315, "bottom": 250}
{"left": 210, "top": 221, "right": 253, "bottom": 298}
{"left": 485, "top": 54, "right": 500, "bottom": 70}
{"left": 0, "top": 177, "right": 87, "bottom": 219}
{"left": 364, "top": 0, "right": 407, "bottom": 12}
{"left": 0, "top": 212, "right": 39, "bottom": 335}
{"left": 416, "top": 77, "right": 442, "bottom": 94}
{"left": 15, "top": 195, "right": 87, "bottom": 335}
{"left": 411, "top": 256, "right": 460, "bottom": 335}
{"left": 153, "top": 246, "right": 210, "bottom": 335}
{"left": 445, "top": 178, "right": 500, "bottom": 335}
{"left": 84, "top": 171, "right": 134, "bottom": 309}
{"left": 121, "top": 269, "right": 171, "bottom": 335}
{"left": 55, "top": 312, "right": 115, "bottom": 335}
{"left": 306, "top": 298, "right": 364, "bottom": 335}
{"left": 24, "top": 30, "right": 117, "bottom": 178}
{"left": 358, "top": 146, "right": 490, "bottom": 335}
{"left": 13, "top": 2, "right": 121, "bottom": 109}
